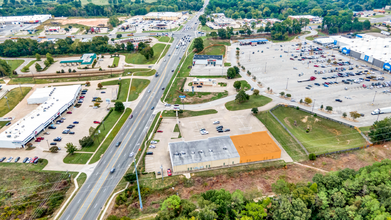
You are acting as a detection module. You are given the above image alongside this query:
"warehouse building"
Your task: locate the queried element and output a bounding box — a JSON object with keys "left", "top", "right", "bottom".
{"left": 0, "top": 14, "right": 52, "bottom": 25}
{"left": 60, "top": 53, "right": 97, "bottom": 67}
{"left": 330, "top": 34, "right": 391, "bottom": 71}
{"left": 169, "top": 132, "right": 282, "bottom": 172}
{"left": 192, "top": 55, "right": 223, "bottom": 66}
{"left": 144, "top": 12, "right": 182, "bottom": 21}
{"left": 0, "top": 85, "right": 81, "bottom": 149}
{"left": 239, "top": 38, "right": 268, "bottom": 46}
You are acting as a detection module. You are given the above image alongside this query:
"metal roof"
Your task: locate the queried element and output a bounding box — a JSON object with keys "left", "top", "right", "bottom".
{"left": 238, "top": 38, "right": 268, "bottom": 43}
{"left": 193, "top": 55, "right": 223, "bottom": 60}
{"left": 169, "top": 136, "right": 240, "bottom": 167}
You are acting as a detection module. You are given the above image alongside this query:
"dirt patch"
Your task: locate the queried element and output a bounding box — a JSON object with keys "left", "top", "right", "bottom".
{"left": 56, "top": 18, "right": 109, "bottom": 27}
{"left": 327, "top": 128, "right": 341, "bottom": 136}
{"left": 314, "top": 118, "right": 321, "bottom": 123}
{"left": 283, "top": 118, "right": 292, "bottom": 128}
{"left": 301, "top": 116, "right": 308, "bottom": 123}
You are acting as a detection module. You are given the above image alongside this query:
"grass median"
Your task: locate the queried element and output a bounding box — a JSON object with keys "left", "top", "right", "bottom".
{"left": 0, "top": 87, "right": 32, "bottom": 117}
{"left": 21, "top": 60, "right": 37, "bottom": 72}
{"left": 8, "top": 74, "right": 121, "bottom": 85}
{"left": 63, "top": 153, "right": 93, "bottom": 164}
{"left": 7, "top": 60, "right": 24, "bottom": 72}
{"left": 125, "top": 43, "right": 167, "bottom": 64}
{"left": 272, "top": 106, "right": 367, "bottom": 155}
{"left": 128, "top": 79, "right": 150, "bottom": 101}
{"left": 89, "top": 108, "right": 132, "bottom": 164}
{"left": 113, "top": 56, "right": 120, "bottom": 67}
{"left": 162, "top": 109, "right": 218, "bottom": 118}
{"left": 123, "top": 68, "right": 156, "bottom": 76}
{"left": 225, "top": 95, "right": 272, "bottom": 111}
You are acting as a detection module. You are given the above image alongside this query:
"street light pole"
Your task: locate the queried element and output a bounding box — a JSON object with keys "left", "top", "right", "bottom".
{"left": 160, "top": 165, "right": 164, "bottom": 181}
{"left": 312, "top": 99, "right": 316, "bottom": 113}
{"left": 134, "top": 158, "right": 143, "bottom": 210}
{"left": 286, "top": 78, "right": 289, "bottom": 90}
{"left": 5, "top": 96, "right": 10, "bottom": 110}
{"left": 372, "top": 91, "right": 377, "bottom": 105}
{"left": 376, "top": 109, "right": 380, "bottom": 122}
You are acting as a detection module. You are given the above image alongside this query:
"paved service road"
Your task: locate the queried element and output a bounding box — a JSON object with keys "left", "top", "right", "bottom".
{"left": 59, "top": 2, "right": 209, "bottom": 220}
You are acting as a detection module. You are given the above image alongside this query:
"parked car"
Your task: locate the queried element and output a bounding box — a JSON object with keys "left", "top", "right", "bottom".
{"left": 23, "top": 157, "right": 29, "bottom": 163}
{"left": 7, "top": 157, "right": 13, "bottom": 162}
{"left": 32, "top": 157, "right": 39, "bottom": 163}
{"left": 157, "top": 130, "right": 163, "bottom": 133}
{"left": 101, "top": 91, "right": 106, "bottom": 94}
{"left": 149, "top": 145, "right": 156, "bottom": 148}
{"left": 53, "top": 137, "right": 62, "bottom": 142}
{"left": 93, "top": 121, "right": 101, "bottom": 124}
{"left": 48, "top": 126, "right": 57, "bottom": 129}
{"left": 213, "top": 121, "right": 220, "bottom": 124}
{"left": 150, "top": 140, "right": 157, "bottom": 144}
{"left": 14, "top": 157, "right": 20, "bottom": 162}
{"left": 66, "top": 111, "right": 72, "bottom": 114}
{"left": 0, "top": 157, "right": 6, "bottom": 162}
{"left": 67, "top": 125, "right": 75, "bottom": 129}
{"left": 62, "top": 129, "right": 70, "bottom": 134}
{"left": 167, "top": 168, "right": 172, "bottom": 176}
{"left": 335, "top": 99, "right": 343, "bottom": 102}
{"left": 224, "top": 129, "right": 230, "bottom": 132}
{"left": 73, "top": 121, "right": 79, "bottom": 124}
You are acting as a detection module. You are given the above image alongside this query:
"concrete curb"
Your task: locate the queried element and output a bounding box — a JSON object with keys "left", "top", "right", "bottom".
{"left": 54, "top": 172, "right": 81, "bottom": 220}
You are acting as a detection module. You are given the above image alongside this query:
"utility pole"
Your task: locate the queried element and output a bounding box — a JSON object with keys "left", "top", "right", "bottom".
{"left": 134, "top": 158, "right": 143, "bottom": 210}
{"left": 286, "top": 78, "right": 289, "bottom": 90}
{"left": 5, "top": 96, "right": 10, "bottom": 110}
{"left": 265, "top": 62, "right": 267, "bottom": 74}
{"left": 372, "top": 91, "right": 377, "bottom": 105}
{"left": 160, "top": 165, "right": 164, "bottom": 181}
{"left": 376, "top": 109, "right": 380, "bottom": 122}
{"left": 312, "top": 99, "right": 316, "bottom": 113}
{"left": 19, "top": 83, "right": 23, "bottom": 95}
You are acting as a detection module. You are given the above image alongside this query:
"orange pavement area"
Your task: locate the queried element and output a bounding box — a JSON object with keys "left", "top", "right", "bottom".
{"left": 230, "top": 131, "right": 281, "bottom": 163}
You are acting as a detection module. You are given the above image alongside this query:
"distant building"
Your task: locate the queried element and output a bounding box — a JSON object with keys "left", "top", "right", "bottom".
{"left": 192, "top": 55, "right": 223, "bottom": 66}
{"left": 374, "top": 9, "right": 386, "bottom": 13}
{"left": 169, "top": 132, "right": 282, "bottom": 172}
{"left": 211, "top": 13, "right": 225, "bottom": 18}
{"left": 288, "top": 15, "right": 321, "bottom": 22}
{"left": 144, "top": 12, "right": 182, "bottom": 21}
{"left": 45, "top": 26, "right": 60, "bottom": 32}
{"left": 0, "top": 14, "right": 51, "bottom": 25}
{"left": 239, "top": 38, "right": 268, "bottom": 46}
{"left": 192, "top": 78, "right": 217, "bottom": 86}
{"left": 385, "top": 6, "right": 391, "bottom": 10}
{"left": 60, "top": 53, "right": 97, "bottom": 67}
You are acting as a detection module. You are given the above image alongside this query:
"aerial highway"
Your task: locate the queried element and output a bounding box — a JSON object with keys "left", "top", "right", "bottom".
{"left": 59, "top": 2, "right": 208, "bottom": 220}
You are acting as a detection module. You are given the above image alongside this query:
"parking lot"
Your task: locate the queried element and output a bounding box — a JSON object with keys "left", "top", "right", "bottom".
{"left": 230, "top": 41, "right": 391, "bottom": 126}
{"left": 31, "top": 84, "right": 118, "bottom": 151}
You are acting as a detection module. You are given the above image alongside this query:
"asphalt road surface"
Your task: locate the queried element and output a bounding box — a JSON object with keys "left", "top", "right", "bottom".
{"left": 59, "top": 3, "right": 208, "bottom": 220}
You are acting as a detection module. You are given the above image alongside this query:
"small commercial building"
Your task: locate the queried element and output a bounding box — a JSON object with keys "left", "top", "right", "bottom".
{"left": 169, "top": 132, "right": 282, "bottom": 172}
{"left": 239, "top": 38, "right": 268, "bottom": 46}
{"left": 0, "top": 14, "right": 51, "bottom": 25}
{"left": 0, "top": 85, "right": 81, "bottom": 149}
{"left": 313, "top": 37, "right": 335, "bottom": 46}
{"left": 192, "top": 55, "right": 223, "bottom": 66}
{"left": 288, "top": 15, "right": 321, "bottom": 23}
{"left": 169, "top": 136, "right": 240, "bottom": 172}
{"left": 230, "top": 132, "right": 281, "bottom": 163}
{"left": 144, "top": 12, "right": 182, "bottom": 21}
{"left": 192, "top": 77, "right": 217, "bottom": 86}
{"left": 60, "top": 53, "right": 97, "bottom": 67}
{"left": 45, "top": 26, "right": 60, "bottom": 32}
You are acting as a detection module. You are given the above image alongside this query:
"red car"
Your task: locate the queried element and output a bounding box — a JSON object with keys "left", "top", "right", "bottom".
{"left": 314, "top": 65, "right": 319, "bottom": 67}
{"left": 157, "top": 130, "right": 163, "bottom": 133}
{"left": 67, "top": 111, "right": 72, "bottom": 114}
{"left": 35, "top": 139, "right": 41, "bottom": 142}
{"left": 80, "top": 96, "right": 85, "bottom": 99}
{"left": 37, "top": 137, "right": 44, "bottom": 140}
{"left": 129, "top": 115, "right": 133, "bottom": 119}
{"left": 32, "top": 157, "right": 38, "bottom": 163}
{"left": 290, "top": 58, "right": 294, "bottom": 60}
{"left": 167, "top": 168, "right": 172, "bottom": 176}
{"left": 93, "top": 121, "right": 101, "bottom": 124}
{"left": 325, "top": 82, "right": 329, "bottom": 85}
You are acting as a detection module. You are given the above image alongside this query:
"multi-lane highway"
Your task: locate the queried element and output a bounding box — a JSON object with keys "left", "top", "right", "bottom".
{"left": 59, "top": 2, "right": 208, "bottom": 220}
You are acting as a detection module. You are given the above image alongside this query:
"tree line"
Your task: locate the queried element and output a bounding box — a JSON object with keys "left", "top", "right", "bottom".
{"left": 0, "top": 0, "right": 202, "bottom": 17}
{"left": 322, "top": 12, "right": 371, "bottom": 34}
{"left": 205, "top": 0, "right": 390, "bottom": 20}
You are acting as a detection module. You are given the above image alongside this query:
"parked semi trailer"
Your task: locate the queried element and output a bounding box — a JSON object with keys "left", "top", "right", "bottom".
{"left": 371, "top": 107, "right": 391, "bottom": 115}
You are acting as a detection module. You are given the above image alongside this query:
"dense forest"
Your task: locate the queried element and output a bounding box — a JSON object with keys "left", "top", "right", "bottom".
{"left": 0, "top": 36, "right": 136, "bottom": 57}
{"left": 205, "top": 0, "right": 390, "bottom": 20}
{"left": 142, "top": 159, "right": 391, "bottom": 220}
{"left": 322, "top": 12, "right": 372, "bottom": 34}
{"left": 0, "top": 0, "right": 202, "bottom": 17}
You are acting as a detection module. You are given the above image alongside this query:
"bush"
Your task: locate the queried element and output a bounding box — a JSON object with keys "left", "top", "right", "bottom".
{"left": 286, "top": 94, "right": 291, "bottom": 97}
{"left": 79, "top": 136, "right": 94, "bottom": 148}
{"left": 314, "top": 113, "right": 317, "bottom": 117}
{"left": 61, "top": 69, "right": 65, "bottom": 73}
{"left": 309, "top": 153, "right": 316, "bottom": 160}
{"left": 73, "top": 69, "right": 76, "bottom": 72}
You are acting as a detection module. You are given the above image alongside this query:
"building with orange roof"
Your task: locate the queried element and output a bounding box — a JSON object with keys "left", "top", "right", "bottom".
{"left": 230, "top": 131, "right": 281, "bottom": 163}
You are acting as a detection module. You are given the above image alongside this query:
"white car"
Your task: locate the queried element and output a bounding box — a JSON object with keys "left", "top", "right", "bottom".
{"left": 148, "top": 90, "right": 151, "bottom": 93}
{"left": 129, "top": 152, "right": 134, "bottom": 157}
{"left": 213, "top": 121, "right": 220, "bottom": 124}
{"left": 7, "top": 157, "right": 13, "bottom": 163}
{"left": 150, "top": 140, "right": 157, "bottom": 144}
{"left": 149, "top": 145, "right": 156, "bottom": 148}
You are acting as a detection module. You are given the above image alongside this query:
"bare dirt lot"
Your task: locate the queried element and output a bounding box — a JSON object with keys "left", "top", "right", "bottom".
{"left": 56, "top": 18, "right": 109, "bottom": 27}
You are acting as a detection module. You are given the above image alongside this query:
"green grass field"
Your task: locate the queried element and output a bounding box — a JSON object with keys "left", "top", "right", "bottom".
{"left": 198, "top": 45, "right": 225, "bottom": 56}
{"left": 123, "top": 68, "right": 156, "bottom": 76}
{"left": 89, "top": 108, "right": 132, "bottom": 164}
{"left": 125, "top": 43, "right": 167, "bottom": 64}
{"left": 178, "top": 52, "right": 195, "bottom": 78}
{"left": 224, "top": 62, "right": 231, "bottom": 67}
{"left": 0, "top": 87, "right": 32, "bottom": 117}
{"left": 239, "top": 80, "right": 251, "bottom": 90}
{"left": 101, "top": 78, "right": 129, "bottom": 102}
{"left": 63, "top": 153, "right": 93, "bottom": 164}
{"left": 203, "top": 37, "right": 231, "bottom": 47}
{"left": 7, "top": 60, "right": 24, "bottom": 72}
{"left": 21, "top": 60, "right": 36, "bottom": 72}
{"left": 200, "top": 25, "right": 213, "bottom": 32}
{"left": 162, "top": 109, "right": 218, "bottom": 118}
{"left": 113, "top": 56, "right": 120, "bottom": 67}
{"left": 156, "top": 36, "right": 172, "bottom": 43}
{"left": 256, "top": 111, "right": 306, "bottom": 161}
{"left": 272, "top": 106, "right": 367, "bottom": 155}
{"left": 128, "top": 79, "right": 150, "bottom": 101}
{"left": 225, "top": 95, "right": 272, "bottom": 111}
{"left": 8, "top": 74, "right": 121, "bottom": 85}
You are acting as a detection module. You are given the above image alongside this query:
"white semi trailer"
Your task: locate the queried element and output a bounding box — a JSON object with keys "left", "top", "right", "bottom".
{"left": 371, "top": 107, "right": 391, "bottom": 115}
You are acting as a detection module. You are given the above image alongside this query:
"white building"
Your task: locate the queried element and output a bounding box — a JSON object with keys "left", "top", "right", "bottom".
{"left": 331, "top": 34, "right": 391, "bottom": 70}
{"left": 192, "top": 55, "right": 223, "bottom": 66}
{"left": 288, "top": 15, "right": 321, "bottom": 23}
{"left": 0, "top": 85, "right": 81, "bottom": 149}
{"left": 144, "top": 12, "right": 182, "bottom": 21}
{"left": 0, "top": 14, "right": 52, "bottom": 25}
{"left": 192, "top": 78, "right": 217, "bottom": 86}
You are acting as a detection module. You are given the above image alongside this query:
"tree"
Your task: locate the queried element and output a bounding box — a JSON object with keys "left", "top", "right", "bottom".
{"left": 369, "top": 117, "right": 391, "bottom": 143}
{"left": 280, "top": 91, "right": 285, "bottom": 97}
{"left": 343, "top": 112, "right": 347, "bottom": 118}
{"left": 46, "top": 53, "right": 54, "bottom": 64}
{"left": 210, "top": 32, "right": 218, "bottom": 39}
{"left": 233, "top": 81, "right": 241, "bottom": 90}
{"left": 235, "top": 90, "right": 249, "bottom": 103}
{"left": 0, "top": 59, "right": 11, "bottom": 76}
{"left": 217, "top": 28, "right": 227, "bottom": 39}
{"left": 325, "top": 106, "right": 333, "bottom": 112}
{"left": 35, "top": 53, "right": 41, "bottom": 61}
{"left": 253, "top": 89, "right": 259, "bottom": 96}
{"left": 363, "top": 20, "right": 371, "bottom": 30}
{"left": 320, "top": 105, "right": 324, "bottom": 110}
{"left": 123, "top": 173, "right": 137, "bottom": 183}
{"left": 79, "top": 136, "right": 94, "bottom": 148}
{"left": 108, "top": 16, "right": 120, "bottom": 27}
{"left": 115, "top": 101, "right": 125, "bottom": 112}
{"left": 97, "top": 83, "right": 103, "bottom": 90}
{"left": 140, "top": 46, "right": 154, "bottom": 60}
{"left": 227, "top": 67, "right": 236, "bottom": 79}
{"left": 257, "top": 26, "right": 265, "bottom": 33}
{"left": 251, "top": 107, "right": 258, "bottom": 114}
{"left": 241, "top": 202, "right": 267, "bottom": 220}
{"left": 64, "top": 27, "right": 70, "bottom": 32}
{"left": 161, "top": 195, "right": 181, "bottom": 213}
{"left": 68, "top": 68, "right": 72, "bottom": 73}
{"left": 49, "top": 146, "right": 59, "bottom": 153}
{"left": 35, "top": 63, "right": 42, "bottom": 72}
{"left": 65, "top": 143, "right": 77, "bottom": 155}
{"left": 116, "top": 34, "right": 122, "bottom": 39}
{"left": 304, "top": 97, "right": 312, "bottom": 104}
{"left": 350, "top": 111, "right": 361, "bottom": 120}
{"left": 233, "top": 66, "right": 240, "bottom": 75}
{"left": 127, "top": 42, "right": 134, "bottom": 51}
{"left": 193, "top": 37, "right": 204, "bottom": 52}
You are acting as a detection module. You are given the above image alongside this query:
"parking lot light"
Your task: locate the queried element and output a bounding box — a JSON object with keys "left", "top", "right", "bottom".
{"left": 372, "top": 91, "right": 377, "bottom": 105}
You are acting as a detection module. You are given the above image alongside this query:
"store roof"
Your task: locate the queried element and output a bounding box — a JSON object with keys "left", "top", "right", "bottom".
{"left": 230, "top": 131, "right": 281, "bottom": 157}
{"left": 193, "top": 55, "right": 223, "bottom": 60}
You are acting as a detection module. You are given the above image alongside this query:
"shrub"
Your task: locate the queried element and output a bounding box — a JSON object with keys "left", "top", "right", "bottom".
{"left": 286, "top": 94, "right": 291, "bottom": 97}
{"left": 309, "top": 153, "right": 316, "bottom": 160}
{"left": 61, "top": 69, "right": 65, "bottom": 73}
